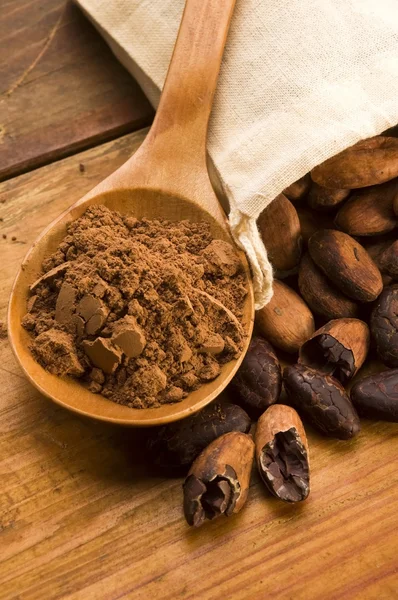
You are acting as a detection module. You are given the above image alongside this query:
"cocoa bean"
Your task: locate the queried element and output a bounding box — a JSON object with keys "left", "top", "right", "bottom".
{"left": 298, "top": 253, "right": 359, "bottom": 319}
{"left": 350, "top": 369, "right": 398, "bottom": 422}
{"left": 299, "top": 318, "right": 370, "bottom": 384}
{"left": 334, "top": 180, "right": 398, "bottom": 236}
{"left": 378, "top": 241, "right": 398, "bottom": 280}
{"left": 370, "top": 285, "right": 398, "bottom": 368}
{"left": 364, "top": 234, "right": 397, "bottom": 277}
{"left": 258, "top": 194, "right": 302, "bottom": 273}
{"left": 255, "top": 405, "right": 310, "bottom": 502}
{"left": 229, "top": 336, "right": 281, "bottom": 418}
{"left": 308, "top": 229, "right": 383, "bottom": 302}
{"left": 146, "top": 402, "right": 251, "bottom": 469}
{"left": 255, "top": 280, "right": 315, "bottom": 353}
{"left": 183, "top": 432, "right": 254, "bottom": 527}
{"left": 382, "top": 274, "right": 394, "bottom": 287}
{"left": 307, "top": 182, "right": 350, "bottom": 211}
{"left": 311, "top": 136, "right": 398, "bottom": 189}
{"left": 283, "top": 364, "right": 361, "bottom": 439}
{"left": 283, "top": 174, "right": 311, "bottom": 204}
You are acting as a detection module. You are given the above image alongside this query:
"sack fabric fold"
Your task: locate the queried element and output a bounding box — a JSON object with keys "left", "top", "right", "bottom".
{"left": 75, "top": 0, "right": 398, "bottom": 308}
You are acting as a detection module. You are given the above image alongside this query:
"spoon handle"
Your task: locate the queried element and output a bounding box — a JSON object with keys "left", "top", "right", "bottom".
{"left": 147, "top": 0, "right": 236, "bottom": 166}
{"left": 119, "top": 0, "right": 236, "bottom": 216}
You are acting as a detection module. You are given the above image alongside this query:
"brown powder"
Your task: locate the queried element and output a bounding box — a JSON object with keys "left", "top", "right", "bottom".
{"left": 22, "top": 205, "right": 247, "bottom": 408}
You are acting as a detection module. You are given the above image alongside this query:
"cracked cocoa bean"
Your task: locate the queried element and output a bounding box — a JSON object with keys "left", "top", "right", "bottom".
{"left": 255, "top": 405, "right": 310, "bottom": 503}
{"left": 283, "top": 364, "right": 361, "bottom": 439}
{"left": 299, "top": 318, "right": 370, "bottom": 384}
{"left": 229, "top": 336, "right": 282, "bottom": 419}
{"left": 146, "top": 402, "right": 251, "bottom": 469}
{"left": 370, "top": 284, "right": 398, "bottom": 368}
{"left": 350, "top": 369, "right": 398, "bottom": 422}
{"left": 183, "top": 431, "right": 254, "bottom": 527}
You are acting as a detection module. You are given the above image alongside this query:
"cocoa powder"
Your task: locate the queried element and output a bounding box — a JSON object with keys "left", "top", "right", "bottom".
{"left": 23, "top": 206, "right": 247, "bottom": 408}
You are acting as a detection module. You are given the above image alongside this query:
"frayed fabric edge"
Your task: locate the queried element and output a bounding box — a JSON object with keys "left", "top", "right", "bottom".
{"left": 229, "top": 207, "right": 274, "bottom": 310}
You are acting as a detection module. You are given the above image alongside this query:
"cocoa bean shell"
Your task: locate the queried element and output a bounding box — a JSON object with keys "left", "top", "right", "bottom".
{"left": 255, "top": 280, "right": 315, "bottom": 353}
{"left": 350, "top": 369, "right": 398, "bottom": 422}
{"left": 298, "top": 253, "right": 359, "bottom": 319}
{"left": 229, "top": 336, "right": 282, "bottom": 419}
{"left": 307, "top": 182, "right": 350, "bottom": 211}
{"left": 146, "top": 402, "right": 251, "bottom": 469}
{"left": 258, "top": 194, "right": 302, "bottom": 272}
{"left": 311, "top": 136, "right": 398, "bottom": 189}
{"left": 255, "top": 404, "right": 310, "bottom": 502}
{"left": 299, "top": 318, "right": 370, "bottom": 384}
{"left": 308, "top": 229, "right": 383, "bottom": 302}
{"left": 370, "top": 284, "right": 398, "bottom": 368}
{"left": 334, "top": 180, "right": 398, "bottom": 236}
{"left": 283, "top": 364, "right": 361, "bottom": 439}
{"left": 183, "top": 432, "right": 255, "bottom": 526}
{"left": 282, "top": 174, "right": 311, "bottom": 204}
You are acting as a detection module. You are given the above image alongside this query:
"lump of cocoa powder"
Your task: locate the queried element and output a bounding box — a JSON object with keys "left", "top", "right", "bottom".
{"left": 201, "top": 239, "right": 241, "bottom": 276}
{"left": 23, "top": 205, "right": 247, "bottom": 409}
{"left": 32, "top": 329, "right": 84, "bottom": 377}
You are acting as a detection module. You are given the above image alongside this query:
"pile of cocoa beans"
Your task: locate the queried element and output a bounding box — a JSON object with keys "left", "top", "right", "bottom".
{"left": 146, "top": 132, "right": 398, "bottom": 528}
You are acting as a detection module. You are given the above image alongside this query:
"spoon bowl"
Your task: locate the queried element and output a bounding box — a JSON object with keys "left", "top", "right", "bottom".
{"left": 8, "top": 0, "right": 255, "bottom": 426}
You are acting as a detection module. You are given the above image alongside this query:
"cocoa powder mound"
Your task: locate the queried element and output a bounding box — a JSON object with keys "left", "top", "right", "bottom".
{"left": 22, "top": 205, "right": 247, "bottom": 408}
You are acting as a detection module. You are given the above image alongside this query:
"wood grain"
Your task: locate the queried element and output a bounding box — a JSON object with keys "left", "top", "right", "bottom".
{"left": 0, "top": 0, "right": 153, "bottom": 182}
{"left": 0, "top": 132, "right": 397, "bottom": 599}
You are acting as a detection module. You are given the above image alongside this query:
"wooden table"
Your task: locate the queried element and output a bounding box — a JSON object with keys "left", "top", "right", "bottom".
{"left": 0, "top": 2, "right": 397, "bottom": 598}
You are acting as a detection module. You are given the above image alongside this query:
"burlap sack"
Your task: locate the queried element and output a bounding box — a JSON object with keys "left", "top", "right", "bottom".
{"left": 75, "top": 0, "right": 398, "bottom": 308}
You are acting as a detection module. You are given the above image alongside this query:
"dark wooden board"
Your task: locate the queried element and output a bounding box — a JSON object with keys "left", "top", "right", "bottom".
{"left": 0, "top": 0, "right": 154, "bottom": 182}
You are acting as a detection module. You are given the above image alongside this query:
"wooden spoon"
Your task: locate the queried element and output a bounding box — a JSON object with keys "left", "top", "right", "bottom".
{"left": 8, "top": 0, "right": 254, "bottom": 426}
